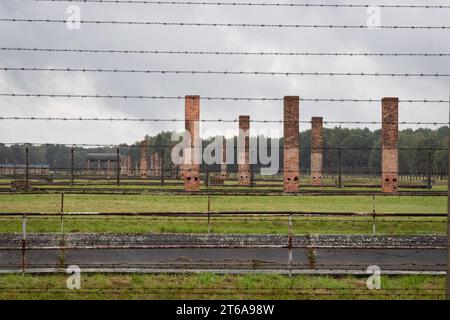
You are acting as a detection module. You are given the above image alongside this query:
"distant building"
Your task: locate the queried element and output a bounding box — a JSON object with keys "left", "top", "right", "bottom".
{"left": 86, "top": 153, "right": 118, "bottom": 175}
{"left": 0, "top": 164, "right": 50, "bottom": 175}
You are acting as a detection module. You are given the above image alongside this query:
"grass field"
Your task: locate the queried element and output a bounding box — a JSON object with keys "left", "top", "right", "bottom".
{"left": 0, "top": 194, "right": 445, "bottom": 213}
{"left": 0, "top": 194, "right": 445, "bottom": 234}
{"left": 0, "top": 273, "right": 444, "bottom": 300}
{"left": 0, "top": 215, "right": 445, "bottom": 235}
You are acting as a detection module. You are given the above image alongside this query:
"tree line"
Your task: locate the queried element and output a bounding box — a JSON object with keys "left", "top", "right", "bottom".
{"left": 0, "top": 126, "right": 447, "bottom": 176}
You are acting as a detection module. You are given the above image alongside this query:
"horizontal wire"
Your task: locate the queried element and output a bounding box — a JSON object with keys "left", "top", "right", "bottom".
{"left": 2, "top": 47, "right": 450, "bottom": 57}
{"left": 1, "top": 18, "right": 450, "bottom": 30}
{"left": 0, "top": 288, "right": 443, "bottom": 295}
{"left": 4, "top": 143, "right": 449, "bottom": 152}
{"left": 4, "top": 169, "right": 432, "bottom": 175}
{"left": 0, "top": 116, "right": 447, "bottom": 126}
{"left": 0, "top": 285, "right": 444, "bottom": 291}
{"left": 0, "top": 289, "right": 443, "bottom": 297}
{"left": 2, "top": 211, "right": 446, "bottom": 217}
{"left": 2, "top": 142, "right": 448, "bottom": 151}
{"left": 0, "top": 93, "right": 448, "bottom": 103}
{"left": 0, "top": 169, "right": 441, "bottom": 175}
{"left": 2, "top": 67, "right": 450, "bottom": 77}
{"left": 1, "top": 216, "right": 445, "bottom": 223}
{"left": 6, "top": 244, "right": 446, "bottom": 249}
{"left": 1, "top": 262, "right": 446, "bottom": 268}
{"left": 17, "top": 0, "right": 450, "bottom": 9}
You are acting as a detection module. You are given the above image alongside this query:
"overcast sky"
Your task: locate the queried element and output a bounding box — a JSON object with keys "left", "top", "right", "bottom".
{"left": 0, "top": 0, "right": 449, "bottom": 145}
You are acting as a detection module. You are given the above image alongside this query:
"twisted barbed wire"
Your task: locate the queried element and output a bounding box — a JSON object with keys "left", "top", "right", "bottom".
{"left": 16, "top": 0, "right": 450, "bottom": 9}
{"left": 1, "top": 67, "right": 449, "bottom": 77}
{"left": 1, "top": 18, "right": 450, "bottom": 30}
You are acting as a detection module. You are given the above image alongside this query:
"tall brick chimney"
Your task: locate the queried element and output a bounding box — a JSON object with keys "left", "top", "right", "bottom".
{"left": 311, "top": 117, "right": 323, "bottom": 186}
{"left": 238, "top": 115, "right": 251, "bottom": 186}
{"left": 381, "top": 97, "right": 399, "bottom": 193}
{"left": 184, "top": 95, "right": 200, "bottom": 191}
{"left": 139, "top": 140, "right": 148, "bottom": 179}
{"left": 120, "top": 154, "right": 132, "bottom": 176}
{"left": 220, "top": 136, "right": 227, "bottom": 180}
{"left": 283, "top": 96, "right": 300, "bottom": 192}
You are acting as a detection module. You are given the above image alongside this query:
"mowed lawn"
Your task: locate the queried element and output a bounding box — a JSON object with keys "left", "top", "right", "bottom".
{"left": 0, "top": 194, "right": 445, "bottom": 213}
{"left": 0, "top": 273, "right": 444, "bottom": 300}
{"left": 0, "top": 194, "right": 446, "bottom": 234}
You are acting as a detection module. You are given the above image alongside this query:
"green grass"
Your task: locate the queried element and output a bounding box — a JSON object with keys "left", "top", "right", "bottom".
{"left": 0, "top": 194, "right": 445, "bottom": 235}
{"left": 0, "top": 273, "right": 443, "bottom": 300}
{"left": 0, "top": 216, "right": 445, "bottom": 235}
{"left": 0, "top": 194, "right": 445, "bottom": 213}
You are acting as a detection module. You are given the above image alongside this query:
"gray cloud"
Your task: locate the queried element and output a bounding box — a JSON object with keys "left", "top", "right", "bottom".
{"left": 0, "top": 0, "right": 449, "bottom": 144}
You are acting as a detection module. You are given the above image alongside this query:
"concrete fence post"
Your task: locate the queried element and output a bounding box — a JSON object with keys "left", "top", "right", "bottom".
{"left": 70, "top": 146, "right": 74, "bottom": 187}
{"left": 25, "top": 147, "right": 29, "bottom": 191}
{"left": 21, "top": 213, "right": 27, "bottom": 273}
{"left": 427, "top": 150, "right": 432, "bottom": 189}
{"left": 446, "top": 86, "right": 450, "bottom": 301}
{"left": 160, "top": 149, "right": 165, "bottom": 187}
{"left": 311, "top": 117, "right": 323, "bottom": 186}
{"left": 116, "top": 147, "right": 120, "bottom": 186}
{"left": 372, "top": 194, "right": 376, "bottom": 235}
{"left": 205, "top": 166, "right": 210, "bottom": 188}
{"left": 288, "top": 214, "right": 293, "bottom": 277}
{"left": 207, "top": 195, "right": 211, "bottom": 234}
{"left": 338, "top": 148, "right": 343, "bottom": 189}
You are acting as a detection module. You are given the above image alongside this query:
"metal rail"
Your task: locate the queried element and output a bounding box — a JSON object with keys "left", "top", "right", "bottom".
{"left": 0, "top": 211, "right": 446, "bottom": 217}
{"left": 0, "top": 188, "right": 445, "bottom": 196}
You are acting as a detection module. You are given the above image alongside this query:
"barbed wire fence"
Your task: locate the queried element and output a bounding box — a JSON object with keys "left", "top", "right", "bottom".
{"left": 1, "top": 0, "right": 450, "bottom": 299}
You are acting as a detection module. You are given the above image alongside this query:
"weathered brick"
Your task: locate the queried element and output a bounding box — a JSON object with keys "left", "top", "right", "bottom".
{"left": 184, "top": 95, "right": 200, "bottom": 191}
{"left": 220, "top": 136, "right": 227, "bottom": 180}
{"left": 139, "top": 140, "right": 148, "bottom": 179}
{"left": 150, "top": 152, "right": 161, "bottom": 176}
{"left": 381, "top": 97, "right": 399, "bottom": 193}
{"left": 283, "top": 96, "right": 299, "bottom": 192}
{"left": 238, "top": 115, "right": 251, "bottom": 185}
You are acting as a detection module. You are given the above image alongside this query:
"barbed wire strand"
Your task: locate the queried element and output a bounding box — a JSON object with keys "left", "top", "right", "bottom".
{"left": 1, "top": 67, "right": 450, "bottom": 77}
{"left": 16, "top": 0, "right": 450, "bottom": 9}
{"left": 2, "top": 142, "right": 448, "bottom": 151}
{"left": 2, "top": 47, "right": 450, "bottom": 57}
{"left": 0, "top": 116, "right": 447, "bottom": 126}
{"left": 1, "top": 18, "right": 450, "bottom": 30}
{"left": 0, "top": 93, "right": 449, "bottom": 103}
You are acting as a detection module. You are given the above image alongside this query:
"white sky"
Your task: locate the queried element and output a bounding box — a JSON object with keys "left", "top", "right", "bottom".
{"left": 0, "top": 0, "right": 449, "bottom": 145}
